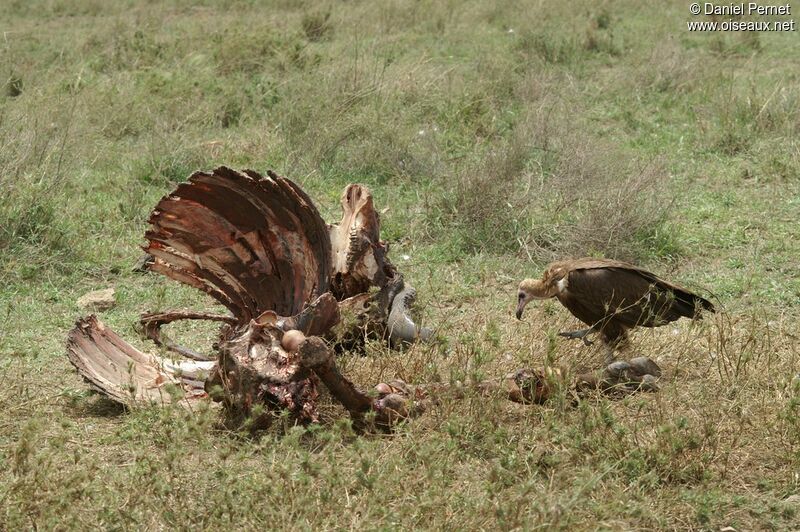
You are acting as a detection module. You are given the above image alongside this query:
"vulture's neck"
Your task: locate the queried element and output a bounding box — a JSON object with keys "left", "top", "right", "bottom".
{"left": 520, "top": 278, "right": 558, "bottom": 299}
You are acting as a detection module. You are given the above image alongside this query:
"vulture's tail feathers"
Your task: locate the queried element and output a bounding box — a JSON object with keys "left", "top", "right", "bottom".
{"left": 671, "top": 288, "right": 716, "bottom": 319}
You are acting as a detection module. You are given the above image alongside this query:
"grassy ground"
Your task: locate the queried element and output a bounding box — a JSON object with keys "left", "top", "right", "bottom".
{"left": 1, "top": 0, "right": 799, "bottom": 529}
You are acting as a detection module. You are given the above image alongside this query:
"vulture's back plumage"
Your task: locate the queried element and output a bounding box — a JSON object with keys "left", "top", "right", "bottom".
{"left": 557, "top": 260, "right": 713, "bottom": 326}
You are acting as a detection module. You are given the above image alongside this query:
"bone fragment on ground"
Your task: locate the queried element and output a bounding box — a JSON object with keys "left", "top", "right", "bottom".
{"left": 576, "top": 356, "right": 662, "bottom": 395}
{"left": 387, "top": 282, "right": 434, "bottom": 345}
{"left": 77, "top": 288, "right": 116, "bottom": 311}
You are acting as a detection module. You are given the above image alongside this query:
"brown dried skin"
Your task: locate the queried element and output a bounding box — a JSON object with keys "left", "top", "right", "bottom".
{"left": 145, "top": 167, "right": 331, "bottom": 323}
{"left": 66, "top": 315, "right": 206, "bottom": 405}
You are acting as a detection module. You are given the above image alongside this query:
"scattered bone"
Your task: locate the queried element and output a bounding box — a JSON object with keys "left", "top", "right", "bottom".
{"left": 77, "top": 288, "right": 116, "bottom": 311}
{"left": 281, "top": 330, "right": 306, "bottom": 352}
{"left": 576, "top": 356, "right": 662, "bottom": 396}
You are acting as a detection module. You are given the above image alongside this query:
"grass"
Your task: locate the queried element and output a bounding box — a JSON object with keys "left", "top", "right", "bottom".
{"left": 1, "top": 0, "right": 799, "bottom": 529}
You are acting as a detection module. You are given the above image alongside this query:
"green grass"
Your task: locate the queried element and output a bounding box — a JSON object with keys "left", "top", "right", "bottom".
{"left": 2, "top": 0, "right": 800, "bottom": 529}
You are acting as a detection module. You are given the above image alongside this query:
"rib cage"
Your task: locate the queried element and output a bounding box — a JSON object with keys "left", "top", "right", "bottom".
{"left": 144, "top": 167, "right": 332, "bottom": 322}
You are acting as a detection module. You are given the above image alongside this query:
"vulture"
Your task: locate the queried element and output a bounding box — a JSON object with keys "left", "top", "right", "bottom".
{"left": 516, "top": 258, "right": 715, "bottom": 361}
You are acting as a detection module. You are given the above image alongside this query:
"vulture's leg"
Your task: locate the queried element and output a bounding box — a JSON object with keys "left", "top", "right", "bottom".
{"left": 603, "top": 344, "right": 618, "bottom": 365}
{"left": 601, "top": 326, "right": 629, "bottom": 365}
{"left": 557, "top": 327, "right": 597, "bottom": 346}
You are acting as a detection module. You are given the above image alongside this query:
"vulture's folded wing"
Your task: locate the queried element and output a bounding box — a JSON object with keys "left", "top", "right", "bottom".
{"left": 625, "top": 267, "right": 716, "bottom": 315}
{"left": 562, "top": 266, "right": 708, "bottom": 328}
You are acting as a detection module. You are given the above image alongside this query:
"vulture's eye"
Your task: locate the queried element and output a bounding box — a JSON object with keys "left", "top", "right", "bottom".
{"left": 518, "top": 292, "right": 525, "bottom": 300}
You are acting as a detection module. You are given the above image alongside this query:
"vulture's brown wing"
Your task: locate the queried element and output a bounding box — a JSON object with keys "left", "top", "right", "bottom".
{"left": 145, "top": 167, "right": 331, "bottom": 323}
{"left": 564, "top": 260, "right": 714, "bottom": 314}
{"left": 560, "top": 266, "right": 711, "bottom": 329}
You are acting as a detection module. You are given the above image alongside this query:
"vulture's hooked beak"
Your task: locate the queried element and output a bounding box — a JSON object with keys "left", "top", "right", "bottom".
{"left": 516, "top": 293, "right": 528, "bottom": 320}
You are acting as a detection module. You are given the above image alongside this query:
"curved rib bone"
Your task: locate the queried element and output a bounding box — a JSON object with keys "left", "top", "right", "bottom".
{"left": 144, "top": 167, "right": 332, "bottom": 323}
{"left": 139, "top": 310, "right": 237, "bottom": 361}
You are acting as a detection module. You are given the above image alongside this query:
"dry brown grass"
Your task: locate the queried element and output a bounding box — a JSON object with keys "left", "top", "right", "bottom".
{"left": 329, "top": 284, "right": 800, "bottom": 529}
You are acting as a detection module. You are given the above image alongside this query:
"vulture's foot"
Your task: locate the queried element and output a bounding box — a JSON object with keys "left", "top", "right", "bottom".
{"left": 557, "top": 328, "right": 595, "bottom": 346}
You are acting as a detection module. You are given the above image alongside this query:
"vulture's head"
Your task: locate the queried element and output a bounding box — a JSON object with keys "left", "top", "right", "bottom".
{"left": 516, "top": 278, "right": 553, "bottom": 320}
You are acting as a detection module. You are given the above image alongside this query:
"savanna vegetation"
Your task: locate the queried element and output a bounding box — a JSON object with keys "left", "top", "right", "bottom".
{"left": 1, "top": 0, "right": 799, "bottom": 529}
